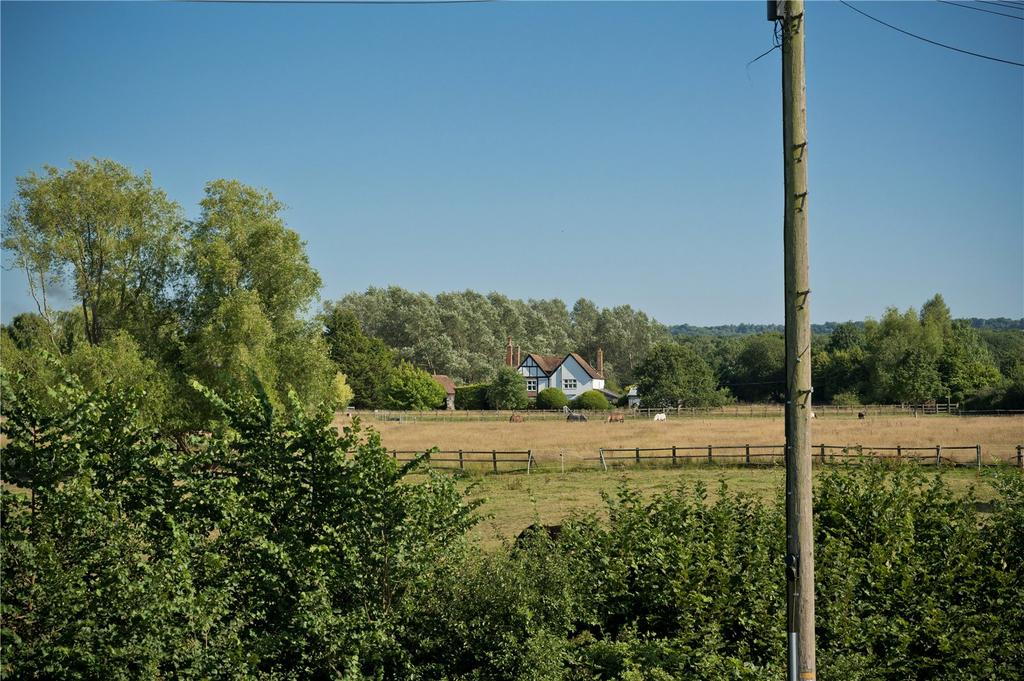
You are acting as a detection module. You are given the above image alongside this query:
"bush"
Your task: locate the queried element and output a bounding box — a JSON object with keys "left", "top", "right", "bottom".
{"left": 486, "top": 366, "right": 528, "bottom": 410}
{"left": 831, "top": 391, "right": 862, "bottom": 406}
{"left": 386, "top": 361, "right": 446, "bottom": 410}
{"left": 0, "top": 368, "right": 481, "bottom": 678}
{"left": 535, "top": 387, "right": 568, "bottom": 410}
{"left": 571, "top": 389, "right": 610, "bottom": 410}
{"left": 454, "top": 383, "right": 489, "bottom": 410}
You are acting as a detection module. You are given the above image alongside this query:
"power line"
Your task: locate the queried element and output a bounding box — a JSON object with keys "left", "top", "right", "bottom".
{"left": 937, "top": 0, "right": 1024, "bottom": 20}
{"left": 840, "top": 1, "right": 1024, "bottom": 67}
{"left": 976, "top": 0, "right": 1024, "bottom": 11}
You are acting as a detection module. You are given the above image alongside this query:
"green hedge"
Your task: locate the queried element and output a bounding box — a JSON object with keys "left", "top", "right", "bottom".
{"left": 535, "top": 387, "right": 568, "bottom": 410}
{"left": 454, "top": 383, "right": 489, "bottom": 410}
{"left": 571, "top": 389, "right": 610, "bottom": 410}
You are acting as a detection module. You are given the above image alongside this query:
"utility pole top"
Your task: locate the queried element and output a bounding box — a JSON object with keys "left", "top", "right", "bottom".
{"left": 768, "top": 1, "right": 786, "bottom": 21}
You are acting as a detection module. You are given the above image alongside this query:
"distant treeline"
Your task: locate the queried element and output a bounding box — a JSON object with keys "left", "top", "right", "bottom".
{"left": 2, "top": 159, "right": 1021, "bottom": 422}
{"left": 671, "top": 317, "right": 1023, "bottom": 337}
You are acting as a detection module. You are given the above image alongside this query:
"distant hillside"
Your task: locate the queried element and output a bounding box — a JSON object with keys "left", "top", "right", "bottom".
{"left": 670, "top": 318, "right": 1022, "bottom": 337}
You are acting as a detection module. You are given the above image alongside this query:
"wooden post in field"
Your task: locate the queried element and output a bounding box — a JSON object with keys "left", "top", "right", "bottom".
{"left": 672, "top": 445, "right": 678, "bottom": 465}
{"left": 819, "top": 444, "right": 825, "bottom": 465}
{"left": 599, "top": 448, "right": 607, "bottom": 471}
{"left": 459, "top": 449, "right": 464, "bottom": 471}
{"left": 635, "top": 447, "right": 641, "bottom": 465}
{"left": 771, "top": 0, "right": 816, "bottom": 678}
{"left": 976, "top": 445, "right": 982, "bottom": 470}
{"left": 1017, "top": 445, "right": 1022, "bottom": 469}
{"left": 746, "top": 444, "right": 752, "bottom": 465}
{"left": 707, "top": 445, "right": 713, "bottom": 465}
{"left": 492, "top": 449, "right": 498, "bottom": 473}
{"left": 935, "top": 445, "right": 941, "bottom": 467}
{"left": 527, "top": 450, "right": 533, "bottom": 475}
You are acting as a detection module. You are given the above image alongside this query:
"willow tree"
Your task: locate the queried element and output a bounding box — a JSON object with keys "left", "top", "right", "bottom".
{"left": 3, "top": 158, "right": 184, "bottom": 348}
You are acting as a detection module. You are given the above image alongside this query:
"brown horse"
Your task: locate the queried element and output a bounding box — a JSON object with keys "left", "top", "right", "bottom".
{"left": 509, "top": 413, "right": 525, "bottom": 423}
{"left": 607, "top": 413, "right": 625, "bottom": 423}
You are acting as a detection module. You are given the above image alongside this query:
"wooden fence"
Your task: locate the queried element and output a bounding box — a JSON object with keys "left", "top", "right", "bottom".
{"left": 354, "top": 402, "right": 975, "bottom": 423}
{"left": 595, "top": 444, "right": 1024, "bottom": 470}
{"left": 388, "top": 449, "right": 534, "bottom": 473}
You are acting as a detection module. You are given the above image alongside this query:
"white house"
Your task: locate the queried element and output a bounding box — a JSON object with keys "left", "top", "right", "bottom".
{"left": 504, "top": 339, "right": 609, "bottom": 400}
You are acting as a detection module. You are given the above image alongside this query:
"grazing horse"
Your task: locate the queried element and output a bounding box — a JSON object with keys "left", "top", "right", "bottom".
{"left": 653, "top": 413, "right": 667, "bottom": 422}
{"left": 858, "top": 412, "right": 866, "bottom": 420}
{"left": 567, "top": 412, "right": 588, "bottom": 422}
{"left": 607, "top": 413, "right": 625, "bottom": 423}
{"left": 509, "top": 413, "right": 525, "bottom": 423}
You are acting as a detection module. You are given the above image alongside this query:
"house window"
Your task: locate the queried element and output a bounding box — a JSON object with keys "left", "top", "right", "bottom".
{"left": 526, "top": 378, "right": 538, "bottom": 392}
{"left": 563, "top": 378, "right": 577, "bottom": 391}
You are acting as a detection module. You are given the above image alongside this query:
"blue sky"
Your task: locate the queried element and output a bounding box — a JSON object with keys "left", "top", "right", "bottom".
{"left": 2, "top": 0, "right": 1022, "bottom": 325}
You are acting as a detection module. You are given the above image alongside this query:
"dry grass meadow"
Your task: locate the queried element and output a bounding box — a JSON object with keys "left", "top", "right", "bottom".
{"left": 339, "top": 412, "right": 1024, "bottom": 468}
{"left": 330, "top": 412, "right": 1023, "bottom": 546}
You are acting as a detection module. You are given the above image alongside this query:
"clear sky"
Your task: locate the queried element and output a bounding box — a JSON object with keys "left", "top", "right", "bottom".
{"left": 2, "top": 0, "right": 1022, "bottom": 325}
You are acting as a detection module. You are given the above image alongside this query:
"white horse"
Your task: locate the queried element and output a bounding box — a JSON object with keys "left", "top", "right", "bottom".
{"left": 653, "top": 413, "right": 667, "bottom": 422}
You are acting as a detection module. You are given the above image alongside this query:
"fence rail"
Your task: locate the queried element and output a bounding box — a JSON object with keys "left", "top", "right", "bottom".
{"left": 351, "top": 402, "right": 979, "bottom": 423}
{"left": 387, "top": 449, "right": 534, "bottom": 473}
{"left": 595, "top": 444, "right": 1022, "bottom": 471}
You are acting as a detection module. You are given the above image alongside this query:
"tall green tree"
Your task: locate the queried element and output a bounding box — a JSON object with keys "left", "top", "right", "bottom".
{"left": 322, "top": 304, "right": 396, "bottom": 409}
{"left": 386, "top": 362, "right": 447, "bottom": 410}
{"left": 634, "top": 343, "right": 729, "bottom": 408}
{"left": 183, "top": 180, "right": 334, "bottom": 412}
{"left": 3, "top": 158, "right": 184, "bottom": 348}
{"left": 486, "top": 366, "right": 528, "bottom": 410}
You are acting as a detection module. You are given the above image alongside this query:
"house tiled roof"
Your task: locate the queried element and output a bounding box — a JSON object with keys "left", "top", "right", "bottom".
{"left": 526, "top": 353, "right": 563, "bottom": 374}
{"left": 568, "top": 352, "right": 603, "bottom": 380}
{"left": 520, "top": 352, "right": 603, "bottom": 379}
{"left": 431, "top": 374, "right": 456, "bottom": 395}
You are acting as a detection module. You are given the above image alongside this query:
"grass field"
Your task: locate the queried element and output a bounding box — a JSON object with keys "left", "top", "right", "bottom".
{"left": 340, "top": 413, "right": 1024, "bottom": 467}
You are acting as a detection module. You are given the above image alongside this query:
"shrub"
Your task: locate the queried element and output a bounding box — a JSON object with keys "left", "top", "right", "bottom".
{"left": 486, "top": 366, "right": 528, "bottom": 410}
{"left": 0, "top": 368, "right": 481, "bottom": 678}
{"left": 831, "top": 390, "right": 862, "bottom": 406}
{"left": 386, "top": 361, "right": 446, "bottom": 410}
{"left": 454, "top": 383, "right": 489, "bottom": 410}
{"left": 535, "top": 387, "right": 568, "bottom": 410}
{"left": 571, "top": 389, "right": 610, "bottom": 410}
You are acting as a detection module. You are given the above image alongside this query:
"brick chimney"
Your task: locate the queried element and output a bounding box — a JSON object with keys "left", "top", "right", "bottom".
{"left": 596, "top": 347, "right": 604, "bottom": 376}
{"left": 514, "top": 345, "right": 521, "bottom": 367}
{"left": 505, "top": 337, "right": 514, "bottom": 367}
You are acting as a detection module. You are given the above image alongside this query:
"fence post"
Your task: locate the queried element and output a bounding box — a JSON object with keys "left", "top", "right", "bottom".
{"left": 459, "top": 449, "right": 464, "bottom": 471}
{"left": 635, "top": 447, "right": 641, "bottom": 465}
{"left": 492, "top": 449, "right": 498, "bottom": 473}
{"left": 935, "top": 445, "right": 941, "bottom": 467}
{"left": 976, "top": 445, "right": 982, "bottom": 470}
{"left": 1018, "top": 445, "right": 1023, "bottom": 469}
{"left": 527, "top": 450, "right": 532, "bottom": 475}
{"left": 599, "top": 448, "right": 607, "bottom": 471}
{"left": 707, "top": 445, "right": 713, "bottom": 465}
{"left": 820, "top": 443, "right": 826, "bottom": 465}
{"left": 672, "top": 445, "right": 677, "bottom": 466}
{"left": 897, "top": 444, "right": 902, "bottom": 461}
{"left": 745, "top": 444, "right": 751, "bottom": 465}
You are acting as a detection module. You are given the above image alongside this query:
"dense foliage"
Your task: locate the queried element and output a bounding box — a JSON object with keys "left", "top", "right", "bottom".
{"left": 535, "top": 387, "right": 569, "bottom": 410}
{"left": 0, "top": 368, "right": 479, "bottom": 678}
{"left": 486, "top": 366, "right": 529, "bottom": 410}
{"left": 454, "top": 383, "right": 489, "bottom": 410}
{"left": 634, "top": 342, "right": 731, "bottom": 408}
{"left": 3, "top": 370, "right": 1021, "bottom": 679}
{"left": 571, "top": 389, "right": 611, "bottom": 411}
{"left": 333, "top": 287, "right": 668, "bottom": 387}
{"left": 674, "top": 295, "right": 1022, "bottom": 408}
{"left": 386, "top": 361, "right": 447, "bottom": 410}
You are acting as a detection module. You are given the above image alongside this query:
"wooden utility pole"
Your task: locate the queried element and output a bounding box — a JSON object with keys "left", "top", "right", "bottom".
{"left": 769, "top": 1, "right": 816, "bottom": 679}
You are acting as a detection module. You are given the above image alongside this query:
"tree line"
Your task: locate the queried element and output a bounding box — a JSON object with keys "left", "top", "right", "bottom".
{"left": 4, "top": 159, "right": 1021, "bottom": 420}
